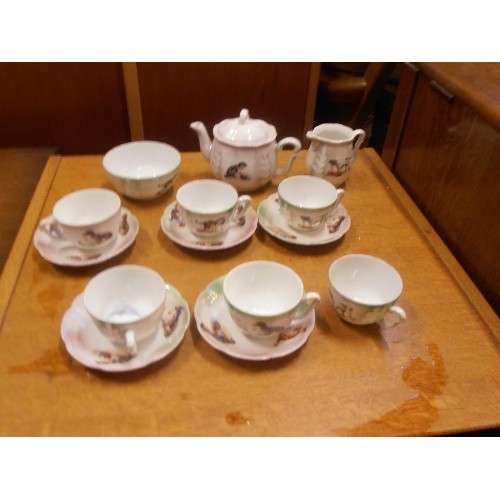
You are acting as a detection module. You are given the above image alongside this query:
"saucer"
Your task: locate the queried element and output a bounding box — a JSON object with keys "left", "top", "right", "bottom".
{"left": 61, "top": 284, "right": 190, "bottom": 372}
{"left": 34, "top": 208, "right": 139, "bottom": 267}
{"left": 257, "top": 193, "right": 351, "bottom": 246}
{"left": 194, "top": 276, "right": 315, "bottom": 361}
{"left": 160, "top": 201, "right": 258, "bottom": 250}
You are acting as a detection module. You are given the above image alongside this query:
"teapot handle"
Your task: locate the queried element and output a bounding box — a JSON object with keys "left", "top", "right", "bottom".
{"left": 275, "top": 137, "right": 302, "bottom": 176}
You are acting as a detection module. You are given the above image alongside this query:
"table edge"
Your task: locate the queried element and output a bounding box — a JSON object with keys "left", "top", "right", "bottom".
{"left": 0, "top": 154, "right": 61, "bottom": 329}
{"left": 364, "top": 148, "right": 500, "bottom": 341}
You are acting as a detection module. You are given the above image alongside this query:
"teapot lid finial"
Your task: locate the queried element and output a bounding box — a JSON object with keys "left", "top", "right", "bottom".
{"left": 214, "top": 108, "right": 276, "bottom": 147}
{"left": 239, "top": 108, "right": 249, "bottom": 124}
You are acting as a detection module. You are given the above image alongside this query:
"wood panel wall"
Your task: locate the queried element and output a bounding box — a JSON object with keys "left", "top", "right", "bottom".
{"left": 0, "top": 62, "right": 319, "bottom": 155}
{"left": 0, "top": 62, "right": 130, "bottom": 154}
{"left": 136, "top": 62, "right": 317, "bottom": 152}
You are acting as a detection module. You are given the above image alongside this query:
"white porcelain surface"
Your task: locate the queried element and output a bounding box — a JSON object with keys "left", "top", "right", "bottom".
{"left": 223, "top": 260, "right": 320, "bottom": 340}
{"left": 190, "top": 109, "right": 301, "bottom": 191}
{"left": 52, "top": 188, "right": 122, "bottom": 251}
{"left": 103, "top": 141, "right": 181, "bottom": 200}
{"left": 306, "top": 123, "right": 366, "bottom": 187}
{"left": 213, "top": 108, "right": 276, "bottom": 147}
{"left": 176, "top": 179, "right": 251, "bottom": 238}
{"left": 195, "top": 276, "right": 315, "bottom": 361}
{"left": 328, "top": 254, "right": 406, "bottom": 327}
{"left": 278, "top": 175, "right": 344, "bottom": 231}
{"left": 34, "top": 208, "right": 139, "bottom": 267}
{"left": 257, "top": 193, "right": 351, "bottom": 246}
{"left": 84, "top": 265, "right": 166, "bottom": 355}
{"left": 61, "top": 286, "right": 189, "bottom": 372}
{"left": 161, "top": 201, "right": 257, "bottom": 250}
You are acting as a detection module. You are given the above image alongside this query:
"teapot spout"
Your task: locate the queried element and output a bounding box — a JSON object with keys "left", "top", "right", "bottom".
{"left": 190, "top": 121, "right": 212, "bottom": 161}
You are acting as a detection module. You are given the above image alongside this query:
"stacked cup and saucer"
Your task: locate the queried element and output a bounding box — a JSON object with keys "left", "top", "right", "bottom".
{"left": 161, "top": 179, "right": 258, "bottom": 250}
{"left": 33, "top": 187, "right": 139, "bottom": 267}
{"left": 258, "top": 175, "right": 351, "bottom": 246}
{"left": 194, "top": 260, "right": 320, "bottom": 361}
{"left": 61, "top": 264, "right": 190, "bottom": 372}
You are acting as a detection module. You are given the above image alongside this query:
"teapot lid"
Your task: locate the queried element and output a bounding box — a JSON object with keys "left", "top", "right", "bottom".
{"left": 214, "top": 109, "right": 277, "bottom": 147}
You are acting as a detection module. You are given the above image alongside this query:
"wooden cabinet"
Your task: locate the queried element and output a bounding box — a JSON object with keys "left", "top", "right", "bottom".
{"left": 383, "top": 63, "right": 500, "bottom": 314}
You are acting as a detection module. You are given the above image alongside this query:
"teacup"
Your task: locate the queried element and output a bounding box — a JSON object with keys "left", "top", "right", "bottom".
{"left": 83, "top": 265, "right": 166, "bottom": 356}
{"left": 176, "top": 179, "right": 251, "bottom": 239}
{"left": 328, "top": 254, "right": 406, "bottom": 327}
{"left": 278, "top": 175, "right": 345, "bottom": 231}
{"left": 49, "top": 188, "right": 122, "bottom": 251}
{"left": 223, "top": 260, "right": 320, "bottom": 340}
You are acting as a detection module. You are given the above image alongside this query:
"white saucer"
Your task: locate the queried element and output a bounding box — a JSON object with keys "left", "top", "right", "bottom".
{"left": 161, "top": 201, "right": 258, "bottom": 250}
{"left": 61, "top": 284, "right": 190, "bottom": 372}
{"left": 257, "top": 193, "right": 351, "bottom": 246}
{"left": 194, "top": 276, "right": 315, "bottom": 361}
{"left": 34, "top": 208, "right": 139, "bottom": 267}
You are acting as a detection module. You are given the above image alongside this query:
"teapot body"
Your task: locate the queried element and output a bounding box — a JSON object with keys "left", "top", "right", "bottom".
{"left": 191, "top": 109, "right": 301, "bottom": 192}
{"left": 211, "top": 138, "right": 301, "bottom": 191}
{"left": 306, "top": 123, "right": 366, "bottom": 187}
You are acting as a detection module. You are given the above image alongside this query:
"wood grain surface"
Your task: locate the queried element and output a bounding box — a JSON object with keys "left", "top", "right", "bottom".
{"left": 0, "top": 149, "right": 498, "bottom": 436}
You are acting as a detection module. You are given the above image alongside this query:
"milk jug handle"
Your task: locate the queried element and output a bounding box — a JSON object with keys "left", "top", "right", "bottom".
{"left": 352, "top": 129, "right": 366, "bottom": 149}
{"left": 275, "top": 137, "right": 302, "bottom": 176}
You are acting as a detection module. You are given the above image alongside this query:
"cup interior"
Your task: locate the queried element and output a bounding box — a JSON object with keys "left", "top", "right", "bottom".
{"left": 329, "top": 254, "right": 403, "bottom": 305}
{"left": 53, "top": 188, "right": 121, "bottom": 226}
{"left": 103, "top": 141, "right": 181, "bottom": 180}
{"left": 279, "top": 175, "right": 337, "bottom": 209}
{"left": 314, "top": 123, "right": 354, "bottom": 142}
{"left": 177, "top": 179, "right": 237, "bottom": 214}
{"left": 84, "top": 265, "right": 166, "bottom": 324}
{"left": 223, "top": 260, "right": 303, "bottom": 316}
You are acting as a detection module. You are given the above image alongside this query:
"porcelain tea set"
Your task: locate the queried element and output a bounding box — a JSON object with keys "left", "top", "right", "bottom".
{"left": 190, "top": 108, "right": 365, "bottom": 191}
{"left": 35, "top": 108, "right": 406, "bottom": 370}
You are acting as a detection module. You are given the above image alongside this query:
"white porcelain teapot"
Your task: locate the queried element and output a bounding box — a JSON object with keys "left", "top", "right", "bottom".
{"left": 190, "top": 108, "right": 301, "bottom": 191}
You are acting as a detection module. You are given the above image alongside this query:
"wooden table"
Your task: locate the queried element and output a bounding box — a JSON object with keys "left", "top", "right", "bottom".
{"left": 1, "top": 149, "right": 498, "bottom": 436}
{"left": 0, "top": 147, "right": 57, "bottom": 272}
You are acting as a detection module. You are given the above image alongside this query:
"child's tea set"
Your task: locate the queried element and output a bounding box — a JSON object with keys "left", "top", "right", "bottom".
{"left": 34, "top": 108, "right": 406, "bottom": 371}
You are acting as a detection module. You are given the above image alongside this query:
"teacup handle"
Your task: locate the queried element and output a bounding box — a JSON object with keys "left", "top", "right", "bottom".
{"left": 39, "top": 220, "right": 65, "bottom": 240}
{"left": 293, "top": 292, "right": 321, "bottom": 319}
{"left": 125, "top": 330, "right": 138, "bottom": 357}
{"left": 331, "top": 188, "right": 345, "bottom": 213}
{"left": 275, "top": 137, "right": 302, "bottom": 176}
{"left": 231, "top": 195, "right": 252, "bottom": 224}
{"left": 379, "top": 306, "right": 406, "bottom": 328}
